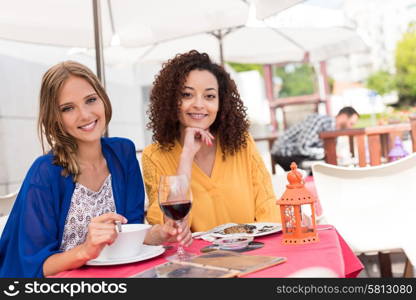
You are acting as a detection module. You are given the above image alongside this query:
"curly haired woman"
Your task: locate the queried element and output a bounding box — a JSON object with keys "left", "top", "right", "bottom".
{"left": 142, "top": 50, "right": 280, "bottom": 232}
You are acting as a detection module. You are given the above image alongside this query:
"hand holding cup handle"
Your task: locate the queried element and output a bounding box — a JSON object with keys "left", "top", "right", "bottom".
{"left": 115, "top": 220, "right": 122, "bottom": 233}
{"left": 82, "top": 213, "right": 127, "bottom": 260}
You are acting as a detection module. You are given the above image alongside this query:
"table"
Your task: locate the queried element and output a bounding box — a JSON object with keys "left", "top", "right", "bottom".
{"left": 51, "top": 225, "right": 363, "bottom": 278}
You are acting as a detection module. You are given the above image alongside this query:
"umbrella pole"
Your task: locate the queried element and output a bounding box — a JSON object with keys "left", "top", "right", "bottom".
{"left": 92, "top": 0, "right": 108, "bottom": 136}
{"left": 92, "top": 0, "right": 106, "bottom": 87}
{"left": 319, "top": 61, "right": 331, "bottom": 116}
{"left": 211, "top": 30, "right": 225, "bottom": 67}
{"left": 263, "top": 64, "right": 278, "bottom": 132}
{"left": 212, "top": 28, "right": 235, "bottom": 67}
{"left": 218, "top": 31, "right": 224, "bottom": 67}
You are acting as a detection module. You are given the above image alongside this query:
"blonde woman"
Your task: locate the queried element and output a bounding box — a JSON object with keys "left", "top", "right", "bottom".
{"left": 0, "top": 61, "right": 191, "bottom": 278}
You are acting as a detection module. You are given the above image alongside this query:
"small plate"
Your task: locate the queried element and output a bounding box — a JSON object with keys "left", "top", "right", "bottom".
{"left": 210, "top": 222, "right": 282, "bottom": 238}
{"left": 200, "top": 241, "right": 264, "bottom": 253}
{"left": 86, "top": 245, "right": 165, "bottom": 266}
{"left": 216, "top": 236, "right": 253, "bottom": 250}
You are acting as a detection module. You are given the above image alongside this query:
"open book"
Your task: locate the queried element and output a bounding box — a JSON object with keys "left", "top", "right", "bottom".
{"left": 132, "top": 250, "right": 286, "bottom": 278}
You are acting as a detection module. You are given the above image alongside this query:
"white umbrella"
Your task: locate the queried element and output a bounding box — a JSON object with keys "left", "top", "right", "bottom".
{"left": 0, "top": 0, "right": 302, "bottom": 83}
{"left": 121, "top": 26, "right": 367, "bottom": 65}
{"left": 256, "top": 0, "right": 304, "bottom": 19}
{"left": 95, "top": 0, "right": 367, "bottom": 66}
{"left": 0, "top": 0, "right": 304, "bottom": 47}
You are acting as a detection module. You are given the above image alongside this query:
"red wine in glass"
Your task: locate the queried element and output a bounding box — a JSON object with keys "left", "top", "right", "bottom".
{"left": 160, "top": 201, "right": 192, "bottom": 220}
{"left": 158, "top": 175, "right": 194, "bottom": 261}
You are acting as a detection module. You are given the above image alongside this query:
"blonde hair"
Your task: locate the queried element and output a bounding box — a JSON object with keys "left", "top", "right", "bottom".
{"left": 38, "top": 61, "right": 112, "bottom": 181}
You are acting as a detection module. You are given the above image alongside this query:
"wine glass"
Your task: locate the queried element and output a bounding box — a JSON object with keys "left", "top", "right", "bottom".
{"left": 158, "top": 174, "right": 195, "bottom": 261}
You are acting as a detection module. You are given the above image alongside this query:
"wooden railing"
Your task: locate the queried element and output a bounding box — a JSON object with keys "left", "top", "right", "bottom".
{"left": 320, "top": 117, "right": 416, "bottom": 167}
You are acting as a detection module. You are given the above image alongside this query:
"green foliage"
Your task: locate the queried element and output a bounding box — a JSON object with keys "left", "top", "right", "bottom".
{"left": 227, "top": 62, "right": 264, "bottom": 75}
{"left": 378, "top": 106, "right": 416, "bottom": 124}
{"left": 395, "top": 23, "right": 416, "bottom": 105}
{"left": 365, "top": 70, "right": 396, "bottom": 95}
{"left": 274, "top": 63, "right": 316, "bottom": 97}
{"left": 357, "top": 107, "right": 416, "bottom": 127}
{"left": 227, "top": 62, "right": 319, "bottom": 98}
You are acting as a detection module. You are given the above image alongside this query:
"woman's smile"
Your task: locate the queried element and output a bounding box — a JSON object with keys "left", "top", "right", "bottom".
{"left": 186, "top": 113, "right": 208, "bottom": 120}
{"left": 78, "top": 119, "right": 98, "bottom": 131}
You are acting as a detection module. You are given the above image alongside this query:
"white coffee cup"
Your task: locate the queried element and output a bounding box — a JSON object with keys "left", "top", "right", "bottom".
{"left": 96, "top": 223, "right": 151, "bottom": 260}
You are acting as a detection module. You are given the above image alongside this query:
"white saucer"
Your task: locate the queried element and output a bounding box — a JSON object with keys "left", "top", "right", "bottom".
{"left": 86, "top": 245, "right": 165, "bottom": 266}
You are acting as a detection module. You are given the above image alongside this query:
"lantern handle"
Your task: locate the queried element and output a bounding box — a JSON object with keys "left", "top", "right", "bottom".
{"left": 287, "top": 162, "right": 304, "bottom": 187}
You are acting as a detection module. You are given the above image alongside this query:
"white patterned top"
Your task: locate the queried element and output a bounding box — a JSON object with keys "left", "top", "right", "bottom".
{"left": 60, "top": 174, "right": 115, "bottom": 252}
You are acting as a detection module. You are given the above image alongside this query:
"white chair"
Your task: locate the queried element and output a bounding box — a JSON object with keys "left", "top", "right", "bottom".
{"left": 0, "top": 215, "right": 9, "bottom": 237}
{"left": 0, "top": 192, "right": 16, "bottom": 237}
{"left": 271, "top": 165, "right": 288, "bottom": 200}
{"left": 0, "top": 192, "right": 17, "bottom": 217}
{"left": 312, "top": 153, "right": 416, "bottom": 276}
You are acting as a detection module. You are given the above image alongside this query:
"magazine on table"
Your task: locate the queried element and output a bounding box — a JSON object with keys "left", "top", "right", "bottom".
{"left": 132, "top": 250, "right": 287, "bottom": 278}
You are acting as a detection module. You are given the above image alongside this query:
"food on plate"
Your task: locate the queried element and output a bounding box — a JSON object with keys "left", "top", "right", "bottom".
{"left": 222, "top": 224, "right": 256, "bottom": 234}
{"left": 210, "top": 223, "right": 281, "bottom": 237}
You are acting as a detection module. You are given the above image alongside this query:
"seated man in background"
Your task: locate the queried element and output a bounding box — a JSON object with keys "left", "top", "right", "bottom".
{"left": 271, "top": 106, "right": 359, "bottom": 171}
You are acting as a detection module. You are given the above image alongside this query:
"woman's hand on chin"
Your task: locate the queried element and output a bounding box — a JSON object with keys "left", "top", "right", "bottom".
{"left": 182, "top": 127, "right": 214, "bottom": 157}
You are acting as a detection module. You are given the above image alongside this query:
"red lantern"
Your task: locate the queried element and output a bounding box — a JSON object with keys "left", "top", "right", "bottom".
{"left": 276, "top": 162, "right": 319, "bottom": 244}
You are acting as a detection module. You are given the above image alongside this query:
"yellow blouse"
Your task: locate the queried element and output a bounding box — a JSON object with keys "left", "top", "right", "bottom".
{"left": 141, "top": 134, "right": 281, "bottom": 232}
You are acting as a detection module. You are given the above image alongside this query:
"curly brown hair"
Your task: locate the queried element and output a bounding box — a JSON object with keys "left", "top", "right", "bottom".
{"left": 147, "top": 50, "right": 250, "bottom": 158}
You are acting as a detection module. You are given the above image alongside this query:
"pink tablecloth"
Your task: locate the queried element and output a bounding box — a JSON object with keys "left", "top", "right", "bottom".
{"left": 51, "top": 225, "right": 363, "bottom": 278}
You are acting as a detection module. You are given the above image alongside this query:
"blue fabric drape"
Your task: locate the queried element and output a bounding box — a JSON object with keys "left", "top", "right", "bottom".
{"left": 0, "top": 137, "right": 145, "bottom": 277}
